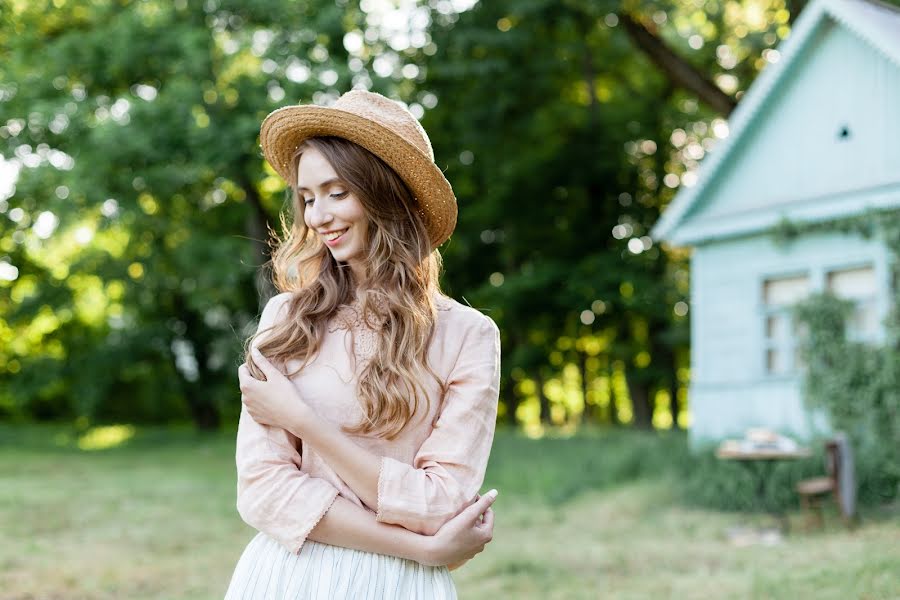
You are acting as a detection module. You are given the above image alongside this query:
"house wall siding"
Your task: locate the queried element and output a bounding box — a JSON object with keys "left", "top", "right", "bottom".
{"left": 688, "top": 228, "right": 891, "bottom": 446}
{"left": 687, "top": 21, "right": 900, "bottom": 225}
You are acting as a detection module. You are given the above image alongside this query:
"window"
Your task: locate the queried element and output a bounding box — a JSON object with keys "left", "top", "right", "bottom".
{"left": 826, "top": 265, "right": 879, "bottom": 342}
{"left": 762, "top": 274, "right": 810, "bottom": 376}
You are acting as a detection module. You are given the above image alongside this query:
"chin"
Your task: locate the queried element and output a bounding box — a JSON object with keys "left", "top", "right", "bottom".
{"left": 329, "top": 249, "right": 360, "bottom": 262}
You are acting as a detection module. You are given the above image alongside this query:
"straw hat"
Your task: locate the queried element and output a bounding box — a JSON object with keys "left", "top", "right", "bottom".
{"left": 259, "top": 90, "right": 458, "bottom": 249}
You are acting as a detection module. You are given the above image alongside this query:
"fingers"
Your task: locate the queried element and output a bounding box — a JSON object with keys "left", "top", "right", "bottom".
{"left": 238, "top": 359, "right": 266, "bottom": 392}
{"left": 478, "top": 506, "right": 494, "bottom": 532}
{"left": 250, "top": 348, "right": 273, "bottom": 379}
{"left": 462, "top": 489, "right": 498, "bottom": 523}
{"left": 238, "top": 363, "right": 253, "bottom": 394}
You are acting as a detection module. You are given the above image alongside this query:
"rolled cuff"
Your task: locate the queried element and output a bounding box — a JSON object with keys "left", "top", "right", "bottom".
{"left": 237, "top": 474, "right": 341, "bottom": 555}
{"left": 374, "top": 455, "right": 470, "bottom": 535}
{"left": 286, "top": 485, "right": 341, "bottom": 554}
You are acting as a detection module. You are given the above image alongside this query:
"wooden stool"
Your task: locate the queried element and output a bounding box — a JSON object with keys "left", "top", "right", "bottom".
{"left": 796, "top": 475, "right": 834, "bottom": 530}
{"left": 795, "top": 436, "right": 856, "bottom": 530}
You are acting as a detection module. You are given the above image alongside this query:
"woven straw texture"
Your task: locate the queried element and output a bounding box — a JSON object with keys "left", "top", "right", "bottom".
{"left": 259, "top": 90, "right": 458, "bottom": 249}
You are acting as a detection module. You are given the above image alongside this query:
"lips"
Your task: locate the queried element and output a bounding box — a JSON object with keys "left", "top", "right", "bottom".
{"left": 324, "top": 227, "right": 349, "bottom": 244}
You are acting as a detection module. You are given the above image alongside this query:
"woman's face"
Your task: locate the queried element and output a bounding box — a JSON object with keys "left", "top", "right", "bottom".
{"left": 298, "top": 146, "right": 370, "bottom": 279}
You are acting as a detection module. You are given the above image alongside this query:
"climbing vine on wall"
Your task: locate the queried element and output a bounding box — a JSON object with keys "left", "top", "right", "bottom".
{"left": 775, "top": 208, "right": 900, "bottom": 502}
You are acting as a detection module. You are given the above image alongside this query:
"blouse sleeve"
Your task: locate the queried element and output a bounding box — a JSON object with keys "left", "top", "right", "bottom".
{"left": 234, "top": 293, "right": 341, "bottom": 554}
{"left": 374, "top": 313, "right": 501, "bottom": 536}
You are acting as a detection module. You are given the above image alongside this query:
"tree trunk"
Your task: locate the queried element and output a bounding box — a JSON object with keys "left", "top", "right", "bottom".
{"left": 173, "top": 293, "right": 221, "bottom": 431}
{"left": 581, "top": 351, "right": 593, "bottom": 425}
{"left": 627, "top": 377, "right": 653, "bottom": 430}
{"left": 188, "top": 401, "right": 220, "bottom": 430}
{"left": 537, "top": 369, "right": 551, "bottom": 424}
{"left": 608, "top": 362, "right": 620, "bottom": 426}
{"left": 669, "top": 374, "right": 682, "bottom": 430}
{"left": 240, "top": 175, "right": 277, "bottom": 308}
{"left": 788, "top": 0, "right": 808, "bottom": 25}
{"left": 620, "top": 13, "right": 737, "bottom": 116}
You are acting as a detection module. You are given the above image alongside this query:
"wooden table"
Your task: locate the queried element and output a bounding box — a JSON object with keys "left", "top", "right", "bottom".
{"left": 716, "top": 445, "right": 812, "bottom": 533}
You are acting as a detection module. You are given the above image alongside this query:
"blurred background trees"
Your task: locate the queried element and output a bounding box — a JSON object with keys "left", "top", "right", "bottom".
{"left": 0, "top": 0, "right": 805, "bottom": 431}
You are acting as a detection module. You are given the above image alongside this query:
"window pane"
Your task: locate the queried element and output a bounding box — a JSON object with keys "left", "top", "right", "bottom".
{"left": 827, "top": 265, "right": 876, "bottom": 300}
{"left": 850, "top": 301, "right": 879, "bottom": 339}
{"left": 795, "top": 346, "right": 806, "bottom": 371}
{"left": 766, "top": 348, "right": 788, "bottom": 375}
{"left": 764, "top": 275, "right": 810, "bottom": 307}
{"left": 766, "top": 314, "right": 789, "bottom": 340}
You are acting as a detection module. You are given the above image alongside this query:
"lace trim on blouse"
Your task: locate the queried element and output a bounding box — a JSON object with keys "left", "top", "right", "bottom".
{"left": 326, "top": 294, "right": 453, "bottom": 370}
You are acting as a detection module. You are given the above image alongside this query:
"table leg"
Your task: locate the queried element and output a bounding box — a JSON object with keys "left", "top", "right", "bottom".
{"left": 756, "top": 460, "right": 789, "bottom": 534}
{"left": 743, "top": 460, "right": 789, "bottom": 535}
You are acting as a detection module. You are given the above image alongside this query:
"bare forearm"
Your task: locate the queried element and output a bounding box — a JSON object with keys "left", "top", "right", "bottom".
{"left": 291, "top": 407, "right": 381, "bottom": 510}
{"left": 306, "top": 494, "right": 433, "bottom": 564}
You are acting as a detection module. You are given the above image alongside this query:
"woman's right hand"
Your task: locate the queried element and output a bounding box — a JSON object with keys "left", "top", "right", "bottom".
{"left": 420, "top": 489, "right": 497, "bottom": 568}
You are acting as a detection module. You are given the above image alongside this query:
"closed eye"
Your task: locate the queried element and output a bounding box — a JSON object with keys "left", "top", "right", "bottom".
{"left": 303, "top": 191, "right": 348, "bottom": 206}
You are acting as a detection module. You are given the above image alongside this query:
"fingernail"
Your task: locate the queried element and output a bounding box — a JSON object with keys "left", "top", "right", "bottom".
{"left": 486, "top": 489, "right": 498, "bottom": 499}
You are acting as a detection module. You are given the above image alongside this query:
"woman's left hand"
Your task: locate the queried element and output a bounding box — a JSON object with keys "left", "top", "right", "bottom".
{"left": 238, "top": 348, "right": 310, "bottom": 433}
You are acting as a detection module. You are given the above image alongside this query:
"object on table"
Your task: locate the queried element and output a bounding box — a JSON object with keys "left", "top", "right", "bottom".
{"left": 717, "top": 428, "right": 802, "bottom": 456}
{"left": 795, "top": 432, "right": 857, "bottom": 530}
{"left": 715, "top": 430, "right": 811, "bottom": 534}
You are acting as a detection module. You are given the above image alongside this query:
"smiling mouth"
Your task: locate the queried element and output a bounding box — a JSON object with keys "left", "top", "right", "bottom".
{"left": 324, "top": 228, "right": 349, "bottom": 242}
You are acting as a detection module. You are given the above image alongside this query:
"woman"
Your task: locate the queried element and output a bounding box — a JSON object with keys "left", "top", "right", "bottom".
{"left": 223, "top": 90, "right": 501, "bottom": 599}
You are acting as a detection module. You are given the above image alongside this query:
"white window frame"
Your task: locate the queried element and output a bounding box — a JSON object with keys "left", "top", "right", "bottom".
{"left": 761, "top": 272, "right": 811, "bottom": 377}
{"left": 825, "top": 263, "right": 880, "bottom": 344}
{"left": 760, "top": 259, "right": 885, "bottom": 379}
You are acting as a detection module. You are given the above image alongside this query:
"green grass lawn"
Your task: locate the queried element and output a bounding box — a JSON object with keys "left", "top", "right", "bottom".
{"left": 1, "top": 424, "right": 897, "bottom": 599}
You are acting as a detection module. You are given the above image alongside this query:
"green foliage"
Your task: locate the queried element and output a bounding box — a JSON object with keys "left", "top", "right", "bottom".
{"left": 484, "top": 427, "right": 689, "bottom": 503}
{"left": 678, "top": 441, "right": 900, "bottom": 512}
{"left": 676, "top": 447, "right": 826, "bottom": 512}
{"left": 0, "top": 0, "right": 794, "bottom": 430}
{"left": 780, "top": 210, "right": 900, "bottom": 503}
{"left": 0, "top": 0, "right": 401, "bottom": 427}
{"left": 791, "top": 293, "right": 900, "bottom": 502}
{"left": 671, "top": 204, "right": 900, "bottom": 514}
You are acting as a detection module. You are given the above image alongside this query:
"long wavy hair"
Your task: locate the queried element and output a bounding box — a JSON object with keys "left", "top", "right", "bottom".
{"left": 243, "top": 136, "right": 449, "bottom": 439}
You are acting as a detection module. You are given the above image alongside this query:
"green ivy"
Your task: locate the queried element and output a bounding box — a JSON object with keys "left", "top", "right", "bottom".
{"left": 782, "top": 209, "right": 900, "bottom": 504}
{"left": 673, "top": 210, "right": 899, "bottom": 513}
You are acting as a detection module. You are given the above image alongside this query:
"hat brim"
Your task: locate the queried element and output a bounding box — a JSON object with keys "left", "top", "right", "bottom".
{"left": 259, "top": 105, "right": 457, "bottom": 249}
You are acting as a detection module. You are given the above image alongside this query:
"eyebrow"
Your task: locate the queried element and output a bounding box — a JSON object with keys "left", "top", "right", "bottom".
{"left": 297, "top": 177, "right": 342, "bottom": 193}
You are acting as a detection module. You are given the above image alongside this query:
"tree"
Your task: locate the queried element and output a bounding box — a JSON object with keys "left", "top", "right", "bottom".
{"left": 0, "top": 0, "right": 413, "bottom": 427}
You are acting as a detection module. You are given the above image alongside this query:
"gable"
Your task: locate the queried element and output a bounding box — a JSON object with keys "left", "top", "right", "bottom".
{"left": 652, "top": 0, "right": 900, "bottom": 246}
{"left": 684, "top": 21, "right": 900, "bottom": 226}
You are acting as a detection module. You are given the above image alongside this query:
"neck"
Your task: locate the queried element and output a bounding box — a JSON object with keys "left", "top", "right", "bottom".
{"left": 348, "top": 260, "right": 366, "bottom": 288}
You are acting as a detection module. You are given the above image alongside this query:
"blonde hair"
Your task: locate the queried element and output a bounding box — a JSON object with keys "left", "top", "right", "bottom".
{"left": 243, "top": 136, "right": 449, "bottom": 439}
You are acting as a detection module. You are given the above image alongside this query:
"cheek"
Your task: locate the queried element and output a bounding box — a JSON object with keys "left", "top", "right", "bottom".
{"left": 346, "top": 200, "right": 366, "bottom": 224}
{"left": 344, "top": 200, "right": 369, "bottom": 232}
{"left": 351, "top": 213, "right": 369, "bottom": 244}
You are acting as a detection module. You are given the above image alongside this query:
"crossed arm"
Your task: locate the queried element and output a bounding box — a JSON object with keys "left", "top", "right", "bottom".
{"left": 235, "top": 293, "right": 501, "bottom": 558}
{"left": 235, "top": 406, "right": 430, "bottom": 562}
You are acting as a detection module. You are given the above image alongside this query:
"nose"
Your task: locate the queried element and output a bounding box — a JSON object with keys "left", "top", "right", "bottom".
{"left": 305, "top": 195, "right": 332, "bottom": 229}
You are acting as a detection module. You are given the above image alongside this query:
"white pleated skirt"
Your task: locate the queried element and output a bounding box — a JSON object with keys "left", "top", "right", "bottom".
{"left": 223, "top": 532, "right": 458, "bottom": 599}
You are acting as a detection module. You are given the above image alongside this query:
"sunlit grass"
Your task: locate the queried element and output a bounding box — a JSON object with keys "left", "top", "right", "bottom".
{"left": 76, "top": 424, "right": 136, "bottom": 450}
{"left": 0, "top": 424, "right": 896, "bottom": 599}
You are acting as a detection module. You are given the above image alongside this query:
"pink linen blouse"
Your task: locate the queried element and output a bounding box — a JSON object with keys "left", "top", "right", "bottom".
{"left": 234, "top": 291, "right": 502, "bottom": 555}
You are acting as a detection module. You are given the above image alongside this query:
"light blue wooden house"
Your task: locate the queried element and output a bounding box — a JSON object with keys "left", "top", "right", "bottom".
{"left": 650, "top": 0, "right": 900, "bottom": 447}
